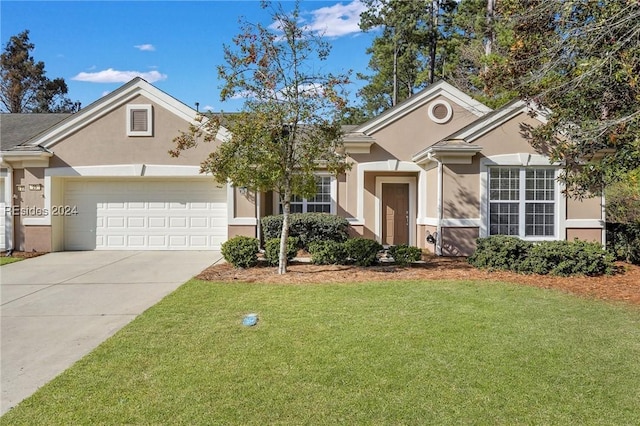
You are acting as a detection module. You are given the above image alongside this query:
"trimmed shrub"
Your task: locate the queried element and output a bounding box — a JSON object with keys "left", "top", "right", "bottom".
{"left": 519, "top": 240, "right": 615, "bottom": 276}
{"left": 264, "top": 237, "right": 299, "bottom": 266}
{"left": 344, "top": 238, "right": 383, "bottom": 266}
{"left": 308, "top": 240, "right": 347, "bottom": 265}
{"left": 468, "top": 235, "right": 533, "bottom": 271}
{"left": 261, "top": 213, "right": 349, "bottom": 249}
{"left": 469, "top": 235, "right": 615, "bottom": 276}
{"left": 221, "top": 236, "right": 259, "bottom": 268}
{"left": 388, "top": 244, "right": 423, "bottom": 265}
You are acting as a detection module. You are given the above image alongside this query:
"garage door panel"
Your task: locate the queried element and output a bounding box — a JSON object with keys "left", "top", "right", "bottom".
{"left": 64, "top": 179, "right": 227, "bottom": 250}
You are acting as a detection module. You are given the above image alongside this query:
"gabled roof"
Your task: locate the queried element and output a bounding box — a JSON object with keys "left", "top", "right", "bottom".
{"left": 23, "top": 77, "right": 223, "bottom": 149}
{"left": 0, "top": 113, "right": 70, "bottom": 151}
{"left": 436, "top": 99, "right": 547, "bottom": 145}
{"left": 412, "top": 99, "right": 549, "bottom": 164}
{"left": 351, "top": 80, "right": 492, "bottom": 135}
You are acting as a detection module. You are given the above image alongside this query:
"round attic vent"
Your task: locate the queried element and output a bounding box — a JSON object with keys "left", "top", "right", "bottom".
{"left": 428, "top": 100, "right": 453, "bottom": 124}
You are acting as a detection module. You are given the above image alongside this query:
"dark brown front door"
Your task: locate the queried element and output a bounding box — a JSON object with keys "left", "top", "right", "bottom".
{"left": 382, "top": 183, "right": 409, "bottom": 245}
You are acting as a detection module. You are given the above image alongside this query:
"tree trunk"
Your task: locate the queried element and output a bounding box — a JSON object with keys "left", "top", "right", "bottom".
{"left": 278, "top": 192, "right": 291, "bottom": 275}
{"left": 428, "top": 0, "right": 439, "bottom": 84}
{"left": 484, "top": 0, "right": 495, "bottom": 60}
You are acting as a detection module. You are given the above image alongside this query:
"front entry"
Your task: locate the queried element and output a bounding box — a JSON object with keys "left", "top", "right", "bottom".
{"left": 382, "top": 183, "right": 409, "bottom": 245}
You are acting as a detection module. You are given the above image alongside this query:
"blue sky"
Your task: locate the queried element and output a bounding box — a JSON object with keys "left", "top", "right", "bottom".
{"left": 1, "top": 0, "right": 377, "bottom": 112}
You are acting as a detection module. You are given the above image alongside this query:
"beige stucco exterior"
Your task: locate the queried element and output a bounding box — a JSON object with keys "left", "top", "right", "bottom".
{"left": 1, "top": 78, "right": 607, "bottom": 255}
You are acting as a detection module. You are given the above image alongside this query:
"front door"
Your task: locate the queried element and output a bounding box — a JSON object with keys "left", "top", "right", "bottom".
{"left": 382, "top": 183, "right": 409, "bottom": 245}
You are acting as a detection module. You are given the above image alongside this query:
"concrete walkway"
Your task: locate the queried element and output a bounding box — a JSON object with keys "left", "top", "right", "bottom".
{"left": 0, "top": 250, "right": 222, "bottom": 415}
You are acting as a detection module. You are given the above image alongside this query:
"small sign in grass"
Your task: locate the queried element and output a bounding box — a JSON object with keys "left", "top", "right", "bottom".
{"left": 3, "top": 280, "right": 640, "bottom": 424}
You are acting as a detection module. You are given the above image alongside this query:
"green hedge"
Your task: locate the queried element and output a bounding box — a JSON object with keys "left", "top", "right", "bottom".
{"left": 387, "top": 244, "right": 423, "bottom": 265}
{"left": 344, "top": 238, "right": 383, "bottom": 267}
{"left": 264, "top": 237, "right": 299, "bottom": 266}
{"left": 469, "top": 236, "right": 615, "bottom": 276}
{"left": 308, "top": 240, "right": 347, "bottom": 265}
{"left": 221, "top": 236, "right": 260, "bottom": 268}
{"left": 261, "top": 213, "right": 349, "bottom": 249}
{"left": 468, "top": 235, "right": 532, "bottom": 272}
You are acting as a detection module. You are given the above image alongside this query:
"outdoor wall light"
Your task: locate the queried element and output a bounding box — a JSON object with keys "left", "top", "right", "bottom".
{"left": 29, "top": 184, "right": 42, "bottom": 191}
{"left": 239, "top": 186, "right": 248, "bottom": 196}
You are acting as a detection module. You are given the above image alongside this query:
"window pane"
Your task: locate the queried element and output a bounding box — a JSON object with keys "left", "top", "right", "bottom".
{"left": 489, "top": 202, "right": 519, "bottom": 235}
{"left": 525, "top": 203, "right": 554, "bottom": 236}
{"left": 525, "top": 169, "right": 555, "bottom": 201}
{"left": 489, "top": 168, "right": 519, "bottom": 201}
{"left": 306, "top": 176, "right": 331, "bottom": 213}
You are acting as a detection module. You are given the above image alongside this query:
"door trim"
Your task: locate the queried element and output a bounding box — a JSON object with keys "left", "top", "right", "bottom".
{"left": 375, "top": 176, "right": 416, "bottom": 246}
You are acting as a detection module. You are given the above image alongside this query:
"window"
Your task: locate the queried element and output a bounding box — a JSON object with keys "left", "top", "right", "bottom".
{"left": 489, "top": 167, "right": 556, "bottom": 238}
{"left": 427, "top": 100, "right": 453, "bottom": 124}
{"left": 126, "top": 104, "right": 153, "bottom": 136}
{"left": 280, "top": 175, "right": 333, "bottom": 214}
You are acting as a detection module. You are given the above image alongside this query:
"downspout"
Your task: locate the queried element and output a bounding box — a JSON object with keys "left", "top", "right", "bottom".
{"left": 256, "top": 190, "right": 262, "bottom": 246}
{"left": 429, "top": 153, "right": 443, "bottom": 256}
{"left": 0, "top": 156, "right": 14, "bottom": 253}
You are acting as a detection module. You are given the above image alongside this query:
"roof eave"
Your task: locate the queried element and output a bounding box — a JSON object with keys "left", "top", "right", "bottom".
{"left": 413, "top": 145, "right": 482, "bottom": 165}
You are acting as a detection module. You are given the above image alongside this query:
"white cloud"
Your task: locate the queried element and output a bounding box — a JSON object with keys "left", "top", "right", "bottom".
{"left": 134, "top": 44, "right": 156, "bottom": 51}
{"left": 304, "top": 0, "right": 367, "bottom": 37}
{"left": 72, "top": 68, "right": 168, "bottom": 83}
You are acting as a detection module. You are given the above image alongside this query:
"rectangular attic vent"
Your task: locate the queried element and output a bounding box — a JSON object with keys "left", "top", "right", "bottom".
{"left": 126, "top": 104, "right": 153, "bottom": 136}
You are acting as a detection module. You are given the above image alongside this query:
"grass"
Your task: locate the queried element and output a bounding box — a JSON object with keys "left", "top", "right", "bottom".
{"left": 0, "top": 256, "right": 22, "bottom": 266}
{"left": 2, "top": 279, "right": 640, "bottom": 425}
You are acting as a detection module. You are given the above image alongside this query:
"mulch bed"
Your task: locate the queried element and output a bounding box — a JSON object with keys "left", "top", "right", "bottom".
{"left": 1, "top": 251, "right": 47, "bottom": 259}
{"left": 197, "top": 255, "right": 640, "bottom": 306}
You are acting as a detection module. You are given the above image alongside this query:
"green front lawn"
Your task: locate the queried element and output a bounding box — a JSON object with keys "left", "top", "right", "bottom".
{"left": 0, "top": 256, "right": 22, "bottom": 266}
{"left": 2, "top": 279, "right": 640, "bottom": 425}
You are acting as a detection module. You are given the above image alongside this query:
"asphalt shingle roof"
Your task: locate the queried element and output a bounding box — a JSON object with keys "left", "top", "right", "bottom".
{"left": 0, "top": 113, "right": 71, "bottom": 151}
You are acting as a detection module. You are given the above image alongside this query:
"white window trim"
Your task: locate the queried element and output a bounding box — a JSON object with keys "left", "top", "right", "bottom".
{"left": 480, "top": 154, "right": 562, "bottom": 240}
{"left": 126, "top": 104, "right": 153, "bottom": 137}
{"left": 272, "top": 174, "right": 337, "bottom": 215}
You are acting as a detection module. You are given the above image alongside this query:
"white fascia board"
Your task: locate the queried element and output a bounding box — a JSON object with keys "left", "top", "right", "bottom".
{"left": 354, "top": 81, "right": 492, "bottom": 135}
{"left": 450, "top": 100, "right": 549, "bottom": 144}
{"left": 27, "top": 79, "right": 228, "bottom": 149}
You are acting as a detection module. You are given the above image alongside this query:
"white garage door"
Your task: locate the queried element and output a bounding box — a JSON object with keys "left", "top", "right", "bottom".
{"left": 64, "top": 179, "right": 227, "bottom": 250}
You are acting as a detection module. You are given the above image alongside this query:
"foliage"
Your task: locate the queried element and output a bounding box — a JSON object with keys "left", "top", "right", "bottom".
{"left": 344, "top": 238, "right": 383, "bottom": 266}
{"left": 605, "top": 168, "right": 640, "bottom": 225}
{"left": 519, "top": 240, "right": 615, "bottom": 277}
{"left": 387, "top": 244, "right": 423, "bottom": 265}
{"left": 170, "top": 1, "right": 350, "bottom": 274}
{"left": 261, "top": 213, "right": 349, "bottom": 249}
{"left": 357, "top": 0, "right": 457, "bottom": 116}
{"left": 0, "top": 30, "right": 80, "bottom": 113}
{"left": 443, "top": 0, "right": 525, "bottom": 108}
{"left": 503, "top": 1, "right": 640, "bottom": 195}
{"left": 220, "top": 236, "right": 259, "bottom": 268}
{"left": 607, "top": 222, "right": 640, "bottom": 265}
{"left": 470, "top": 236, "right": 615, "bottom": 276}
{"left": 264, "top": 237, "right": 299, "bottom": 266}
{"left": 308, "top": 240, "right": 347, "bottom": 265}
{"left": 468, "top": 235, "right": 532, "bottom": 271}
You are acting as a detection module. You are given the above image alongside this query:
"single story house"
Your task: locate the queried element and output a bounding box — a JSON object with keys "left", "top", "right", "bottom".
{"left": 0, "top": 78, "right": 604, "bottom": 255}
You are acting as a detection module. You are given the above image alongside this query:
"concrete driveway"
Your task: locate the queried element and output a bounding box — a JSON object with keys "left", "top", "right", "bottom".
{"left": 0, "top": 250, "right": 222, "bottom": 415}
